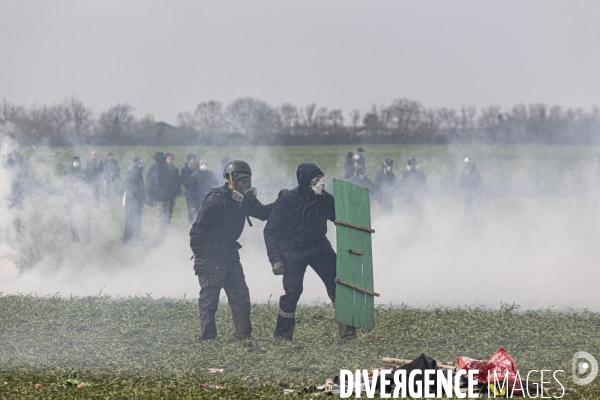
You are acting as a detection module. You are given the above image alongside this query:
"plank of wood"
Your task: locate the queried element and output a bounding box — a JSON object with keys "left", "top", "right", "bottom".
{"left": 335, "top": 278, "right": 380, "bottom": 297}
{"left": 334, "top": 220, "right": 375, "bottom": 233}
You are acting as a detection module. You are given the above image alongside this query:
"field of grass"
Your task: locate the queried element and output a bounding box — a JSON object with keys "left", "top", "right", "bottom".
{"left": 3, "top": 144, "right": 600, "bottom": 398}
{"left": 1, "top": 294, "right": 599, "bottom": 399}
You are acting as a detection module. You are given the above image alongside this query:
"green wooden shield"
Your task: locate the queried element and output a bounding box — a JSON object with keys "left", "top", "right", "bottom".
{"left": 333, "top": 178, "right": 377, "bottom": 331}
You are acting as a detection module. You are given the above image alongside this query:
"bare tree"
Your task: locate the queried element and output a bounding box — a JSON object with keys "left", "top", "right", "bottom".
{"left": 193, "top": 101, "right": 228, "bottom": 138}
{"left": 98, "top": 104, "right": 136, "bottom": 144}
{"left": 226, "top": 97, "right": 281, "bottom": 139}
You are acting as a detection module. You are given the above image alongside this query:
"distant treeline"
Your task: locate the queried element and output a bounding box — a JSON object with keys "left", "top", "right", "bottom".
{"left": 2, "top": 97, "right": 600, "bottom": 146}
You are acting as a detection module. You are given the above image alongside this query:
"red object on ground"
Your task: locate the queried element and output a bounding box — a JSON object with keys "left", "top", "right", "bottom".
{"left": 458, "top": 348, "right": 524, "bottom": 394}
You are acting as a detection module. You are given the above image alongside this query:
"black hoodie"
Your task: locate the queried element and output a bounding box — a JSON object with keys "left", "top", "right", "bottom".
{"left": 263, "top": 163, "right": 335, "bottom": 264}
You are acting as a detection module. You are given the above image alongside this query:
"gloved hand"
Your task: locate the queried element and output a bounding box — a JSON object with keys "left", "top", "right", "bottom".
{"left": 272, "top": 261, "right": 285, "bottom": 275}
{"left": 243, "top": 187, "right": 258, "bottom": 207}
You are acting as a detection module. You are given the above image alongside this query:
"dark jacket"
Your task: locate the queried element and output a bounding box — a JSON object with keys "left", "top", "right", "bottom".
{"left": 190, "top": 183, "right": 274, "bottom": 265}
{"left": 373, "top": 168, "right": 398, "bottom": 201}
{"left": 125, "top": 166, "right": 145, "bottom": 209}
{"left": 86, "top": 159, "right": 103, "bottom": 181}
{"left": 401, "top": 168, "right": 427, "bottom": 203}
{"left": 146, "top": 158, "right": 174, "bottom": 202}
{"left": 104, "top": 159, "right": 121, "bottom": 181}
{"left": 192, "top": 168, "right": 219, "bottom": 203}
{"left": 167, "top": 163, "right": 180, "bottom": 199}
{"left": 263, "top": 163, "right": 335, "bottom": 265}
{"left": 180, "top": 163, "right": 199, "bottom": 200}
{"left": 63, "top": 166, "right": 91, "bottom": 204}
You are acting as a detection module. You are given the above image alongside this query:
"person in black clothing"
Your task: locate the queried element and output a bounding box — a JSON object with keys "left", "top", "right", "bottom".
{"left": 192, "top": 159, "right": 219, "bottom": 205}
{"left": 64, "top": 156, "right": 92, "bottom": 244}
{"left": 123, "top": 157, "right": 145, "bottom": 246}
{"left": 103, "top": 152, "right": 121, "bottom": 199}
{"left": 263, "top": 163, "right": 358, "bottom": 341}
{"left": 180, "top": 153, "right": 200, "bottom": 223}
{"left": 459, "top": 158, "right": 484, "bottom": 235}
{"left": 344, "top": 152, "right": 355, "bottom": 179}
{"left": 86, "top": 150, "right": 103, "bottom": 206}
{"left": 190, "top": 160, "right": 276, "bottom": 340}
{"left": 146, "top": 152, "right": 176, "bottom": 245}
{"left": 165, "top": 153, "right": 180, "bottom": 224}
{"left": 347, "top": 166, "right": 374, "bottom": 193}
{"left": 401, "top": 157, "right": 427, "bottom": 220}
{"left": 373, "top": 158, "right": 398, "bottom": 216}
{"left": 4, "top": 151, "right": 28, "bottom": 236}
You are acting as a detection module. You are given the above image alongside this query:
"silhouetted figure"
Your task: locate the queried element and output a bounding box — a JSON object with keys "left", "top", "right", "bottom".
{"left": 103, "top": 152, "right": 121, "bottom": 199}
{"left": 63, "top": 156, "right": 92, "bottom": 244}
{"left": 344, "top": 152, "right": 355, "bottom": 179}
{"left": 180, "top": 153, "right": 200, "bottom": 223}
{"left": 146, "top": 152, "right": 176, "bottom": 245}
{"left": 86, "top": 150, "right": 103, "bottom": 206}
{"left": 192, "top": 159, "right": 219, "bottom": 204}
{"left": 123, "top": 158, "right": 145, "bottom": 246}
{"left": 165, "top": 153, "right": 180, "bottom": 224}
{"left": 352, "top": 147, "right": 366, "bottom": 172}
{"left": 401, "top": 157, "right": 427, "bottom": 220}
{"left": 373, "top": 158, "right": 398, "bottom": 216}
{"left": 347, "top": 166, "right": 374, "bottom": 193}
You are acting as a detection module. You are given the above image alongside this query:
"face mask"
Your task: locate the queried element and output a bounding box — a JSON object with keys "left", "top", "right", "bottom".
{"left": 386, "top": 166, "right": 392, "bottom": 172}
{"left": 200, "top": 164, "right": 208, "bottom": 171}
{"left": 73, "top": 161, "right": 80, "bottom": 168}
{"left": 311, "top": 177, "right": 325, "bottom": 195}
{"left": 231, "top": 179, "right": 255, "bottom": 203}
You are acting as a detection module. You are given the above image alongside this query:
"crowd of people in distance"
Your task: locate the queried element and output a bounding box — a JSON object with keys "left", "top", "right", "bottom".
{"left": 2, "top": 147, "right": 488, "bottom": 247}
{"left": 343, "top": 147, "right": 483, "bottom": 230}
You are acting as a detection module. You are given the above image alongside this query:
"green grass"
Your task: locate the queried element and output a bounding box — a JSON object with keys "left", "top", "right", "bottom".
{"left": 1, "top": 294, "right": 599, "bottom": 398}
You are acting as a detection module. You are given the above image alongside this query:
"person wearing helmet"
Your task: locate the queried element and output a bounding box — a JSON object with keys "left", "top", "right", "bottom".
{"left": 373, "top": 158, "right": 398, "bottom": 216}
{"left": 190, "top": 159, "right": 277, "bottom": 341}
{"left": 263, "top": 163, "right": 358, "bottom": 342}
{"left": 401, "top": 157, "right": 427, "bottom": 220}
{"left": 123, "top": 157, "right": 145, "bottom": 246}
{"left": 459, "top": 158, "right": 483, "bottom": 234}
{"left": 63, "top": 156, "right": 92, "bottom": 244}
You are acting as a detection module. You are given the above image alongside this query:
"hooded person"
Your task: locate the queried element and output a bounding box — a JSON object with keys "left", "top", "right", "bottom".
{"left": 263, "top": 163, "right": 358, "bottom": 342}
{"left": 189, "top": 159, "right": 277, "bottom": 341}
{"left": 145, "top": 151, "right": 175, "bottom": 245}
{"left": 123, "top": 157, "right": 145, "bottom": 246}
{"left": 63, "top": 156, "right": 92, "bottom": 244}
{"left": 373, "top": 158, "right": 398, "bottom": 216}
{"left": 344, "top": 152, "right": 355, "bottom": 179}
{"left": 180, "top": 153, "right": 200, "bottom": 223}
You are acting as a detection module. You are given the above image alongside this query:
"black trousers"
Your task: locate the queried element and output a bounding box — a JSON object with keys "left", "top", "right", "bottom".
{"left": 275, "top": 245, "right": 357, "bottom": 340}
{"left": 123, "top": 202, "right": 142, "bottom": 246}
{"left": 197, "top": 259, "right": 252, "bottom": 340}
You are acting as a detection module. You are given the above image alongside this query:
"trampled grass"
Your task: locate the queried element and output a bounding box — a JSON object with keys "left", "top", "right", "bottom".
{"left": 1, "top": 294, "right": 599, "bottom": 398}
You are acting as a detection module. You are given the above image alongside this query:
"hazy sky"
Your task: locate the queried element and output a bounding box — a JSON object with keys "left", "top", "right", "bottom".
{"left": 1, "top": 1, "right": 600, "bottom": 124}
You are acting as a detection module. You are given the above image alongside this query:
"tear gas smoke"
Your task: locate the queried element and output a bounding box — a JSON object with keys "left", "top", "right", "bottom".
{"left": 1, "top": 141, "right": 599, "bottom": 311}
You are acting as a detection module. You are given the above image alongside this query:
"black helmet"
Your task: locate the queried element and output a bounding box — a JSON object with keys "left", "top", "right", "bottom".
{"left": 407, "top": 157, "right": 417, "bottom": 167}
{"left": 223, "top": 159, "right": 252, "bottom": 181}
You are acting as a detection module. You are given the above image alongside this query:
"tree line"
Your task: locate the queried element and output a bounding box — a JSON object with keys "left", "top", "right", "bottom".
{"left": 2, "top": 97, "right": 599, "bottom": 146}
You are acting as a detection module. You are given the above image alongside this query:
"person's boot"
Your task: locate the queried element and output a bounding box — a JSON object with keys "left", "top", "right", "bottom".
{"left": 273, "top": 314, "right": 295, "bottom": 341}
{"left": 338, "top": 323, "right": 358, "bottom": 342}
